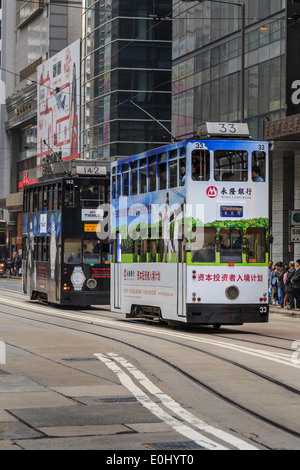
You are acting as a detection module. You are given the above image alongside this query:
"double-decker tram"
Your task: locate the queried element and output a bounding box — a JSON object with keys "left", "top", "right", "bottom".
{"left": 22, "top": 168, "right": 110, "bottom": 306}
{"left": 110, "top": 123, "right": 269, "bottom": 328}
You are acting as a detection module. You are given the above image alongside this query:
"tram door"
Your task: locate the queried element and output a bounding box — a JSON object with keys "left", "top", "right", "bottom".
{"left": 177, "top": 260, "right": 187, "bottom": 317}
{"left": 177, "top": 241, "right": 186, "bottom": 317}
{"left": 113, "top": 234, "right": 121, "bottom": 309}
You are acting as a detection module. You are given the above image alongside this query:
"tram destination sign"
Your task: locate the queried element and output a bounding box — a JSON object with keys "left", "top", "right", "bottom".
{"left": 196, "top": 122, "right": 250, "bottom": 138}
{"left": 220, "top": 205, "right": 243, "bottom": 218}
{"left": 72, "top": 165, "right": 107, "bottom": 176}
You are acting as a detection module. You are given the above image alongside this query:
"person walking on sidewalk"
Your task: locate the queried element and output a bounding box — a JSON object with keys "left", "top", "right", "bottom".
{"left": 285, "top": 261, "right": 296, "bottom": 310}
{"left": 291, "top": 259, "right": 300, "bottom": 311}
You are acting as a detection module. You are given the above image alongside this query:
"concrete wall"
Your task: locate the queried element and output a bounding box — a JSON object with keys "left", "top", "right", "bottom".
{"left": 271, "top": 145, "right": 300, "bottom": 264}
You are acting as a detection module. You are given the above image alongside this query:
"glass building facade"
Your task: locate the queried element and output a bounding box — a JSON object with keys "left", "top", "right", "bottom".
{"left": 173, "top": 0, "right": 286, "bottom": 139}
{"left": 81, "top": 0, "right": 173, "bottom": 161}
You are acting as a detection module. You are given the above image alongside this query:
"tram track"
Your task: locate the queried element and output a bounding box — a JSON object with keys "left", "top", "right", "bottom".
{"left": 0, "top": 297, "right": 299, "bottom": 442}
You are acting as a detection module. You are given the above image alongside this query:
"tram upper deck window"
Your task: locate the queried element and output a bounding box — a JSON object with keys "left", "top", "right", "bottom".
{"left": 65, "top": 182, "right": 77, "bottom": 207}
{"left": 158, "top": 161, "right": 167, "bottom": 190}
{"left": 148, "top": 156, "right": 157, "bottom": 192}
{"left": 214, "top": 150, "right": 248, "bottom": 182}
{"left": 180, "top": 156, "right": 186, "bottom": 185}
{"left": 121, "top": 163, "right": 129, "bottom": 197}
{"left": 191, "top": 150, "right": 210, "bottom": 181}
{"left": 139, "top": 158, "right": 147, "bottom": 193}
{"left": 81, "top": 182, "right": 105, "bottom": 206}
{"left": 169, "top": 158, "right": 178, "bottom": 188}
{"left": 131, "top": 161, "right": 138, "bottom": 196}
{"left": 252, "top": 151, "right": 266, "bottom": 182}
{"left": 114, "top": 173, "right": 121, "bottom": 198}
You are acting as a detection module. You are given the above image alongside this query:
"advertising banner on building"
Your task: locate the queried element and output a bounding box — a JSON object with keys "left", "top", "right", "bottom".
{"left": 37, "top": 39, "right": 80, "bottom": 166}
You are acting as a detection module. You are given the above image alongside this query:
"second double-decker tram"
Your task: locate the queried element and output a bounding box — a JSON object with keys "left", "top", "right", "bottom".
{"left": 22, "top": 169, "right": 110, "bottom": 306}
{"left": 110, "top": 123, "right": 269, "bottom": 328}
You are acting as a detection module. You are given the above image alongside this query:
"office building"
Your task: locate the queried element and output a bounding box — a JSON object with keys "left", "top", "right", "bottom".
{"left": 173, "top": 0, "right": 300, "bottom": 261}
{"left": 1, "top": 0, "right": 81, "bottom": 249}
{"left": 81, "top": 0, "right": 173, "bottom": 161}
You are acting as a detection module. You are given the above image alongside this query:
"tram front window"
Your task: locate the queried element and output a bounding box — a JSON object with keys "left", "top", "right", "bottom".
{"left": 83, "top": 240, "right": 101, "bottom": 264}
{"left": 245, "top": 227, "right": 266, "bottom": 263}
{"left": 191, "top": 227, "right": 216, "bottom": 263}
{"left": 83, "top": 239, "right": 110, "bottom": 264}
{"left": 219, "top": 229, "right": 243, "bottom": 263}
{"left": 64, "top": 239, "right": 81, "bottom": 264}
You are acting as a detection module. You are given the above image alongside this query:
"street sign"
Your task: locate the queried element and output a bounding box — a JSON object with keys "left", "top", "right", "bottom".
{"left": 291, "top": 227, "right": 300, "bottom": 243}
{"left": 291, "top": 210, "right": 300, "bottom": 226}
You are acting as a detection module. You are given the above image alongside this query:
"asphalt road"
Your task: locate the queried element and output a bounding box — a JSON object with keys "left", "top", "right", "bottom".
{"left": 0, "top": 278, "right": 299, "bottom": 452}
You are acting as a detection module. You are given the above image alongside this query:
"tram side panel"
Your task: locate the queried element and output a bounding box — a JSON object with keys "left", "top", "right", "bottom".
{"left": 114, "top": 263, "right": 181, "bottom": 321}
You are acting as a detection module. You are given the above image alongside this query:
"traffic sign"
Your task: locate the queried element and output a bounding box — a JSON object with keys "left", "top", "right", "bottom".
{"left": 291, "top": 210, "right": 300, "bottom": 226}
{"left": 291, "top": 227, "right": 300, "bottom": 243}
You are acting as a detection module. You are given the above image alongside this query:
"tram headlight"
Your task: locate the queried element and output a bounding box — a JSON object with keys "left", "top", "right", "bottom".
{"left": 87, "top": 278, "right": 97, "bottom": 289}
{"left": 225, "top": 285, "right": 239, "bottom": 300}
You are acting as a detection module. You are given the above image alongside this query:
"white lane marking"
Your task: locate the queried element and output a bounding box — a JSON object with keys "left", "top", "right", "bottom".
{"left": 0, "top": 296, "right": 298, "bottom": 369}
{"left": 106, "top": 352, "right": 258, "bottom": 451}
{"left": 94, "top": 352, "right": 228, "bottom": 450}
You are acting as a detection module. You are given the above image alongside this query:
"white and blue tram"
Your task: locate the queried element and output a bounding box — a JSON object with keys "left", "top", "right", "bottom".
{"left": 110, "top": 123, "right": 269, "bottom": 328}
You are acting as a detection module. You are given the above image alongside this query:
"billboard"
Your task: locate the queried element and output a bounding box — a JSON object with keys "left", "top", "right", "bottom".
{"left": 37, "top": 39, "right": 80, "bottom": 166}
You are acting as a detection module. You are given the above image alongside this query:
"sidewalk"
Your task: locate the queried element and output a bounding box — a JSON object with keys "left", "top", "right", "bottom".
{"left": 269, "top": 303, "right": 300, "bottom": 318}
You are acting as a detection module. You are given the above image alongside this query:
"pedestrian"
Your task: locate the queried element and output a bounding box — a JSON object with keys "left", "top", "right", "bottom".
{"left": 291, "top": 259, "right": 300, "bottom": 311}
{"left": 270, "top": 265, "right": 278, "bottom": 304}
{"left": 268, "top": 261, "right": 273, "bottom": 303}
{"left": 15, "top": 251, "right": 22, "bottom": 276}
{"left": 275, "top": 262, "right": 285, "bottom": 308}
{"left": 284, "top": 261, "right": 295, "bottom": 310}
{"left": 282, "top": 263, "right": 289, "bottom": 308}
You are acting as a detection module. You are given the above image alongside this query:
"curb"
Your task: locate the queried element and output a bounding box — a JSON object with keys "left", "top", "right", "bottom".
{"left": 269, "top": 305, "right": 300, "bottom": 319}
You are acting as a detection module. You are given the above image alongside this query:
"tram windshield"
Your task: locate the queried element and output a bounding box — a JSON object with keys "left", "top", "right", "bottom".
{"left": 64, "top": 238, "right": 110, "bottom": 265}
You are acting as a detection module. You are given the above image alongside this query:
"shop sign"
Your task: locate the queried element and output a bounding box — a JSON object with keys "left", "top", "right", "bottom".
{"left": 15, "top": 102, "right": 32, "bottom": 116}
{"left": 18, "top": 170, "right": 37, "bottom": 191}
{"left": 263, "top": 114, "right": 300, "bottom": 140}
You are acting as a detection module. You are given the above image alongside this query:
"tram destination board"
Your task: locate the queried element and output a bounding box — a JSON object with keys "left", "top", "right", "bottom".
{"left": 71, "top": 165, "right": 107, "bottom": 176}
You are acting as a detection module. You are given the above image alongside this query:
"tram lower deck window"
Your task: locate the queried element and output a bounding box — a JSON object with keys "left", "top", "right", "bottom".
{"left": 191, "top": 227, "right": 216, "bottom": 263}
{"left": 219, "top": 229, "right": 243, "bottom": 263}
{"left": 245, "top": 227, "right": 266, "bottom": 263}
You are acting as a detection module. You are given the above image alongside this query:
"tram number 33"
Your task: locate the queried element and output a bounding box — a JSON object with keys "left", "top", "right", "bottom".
{"left": 218, "top": 123, "right": 238, "bottom": 133}
{"left": 259, "top": 306, "right": 268, "bottom": 313}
